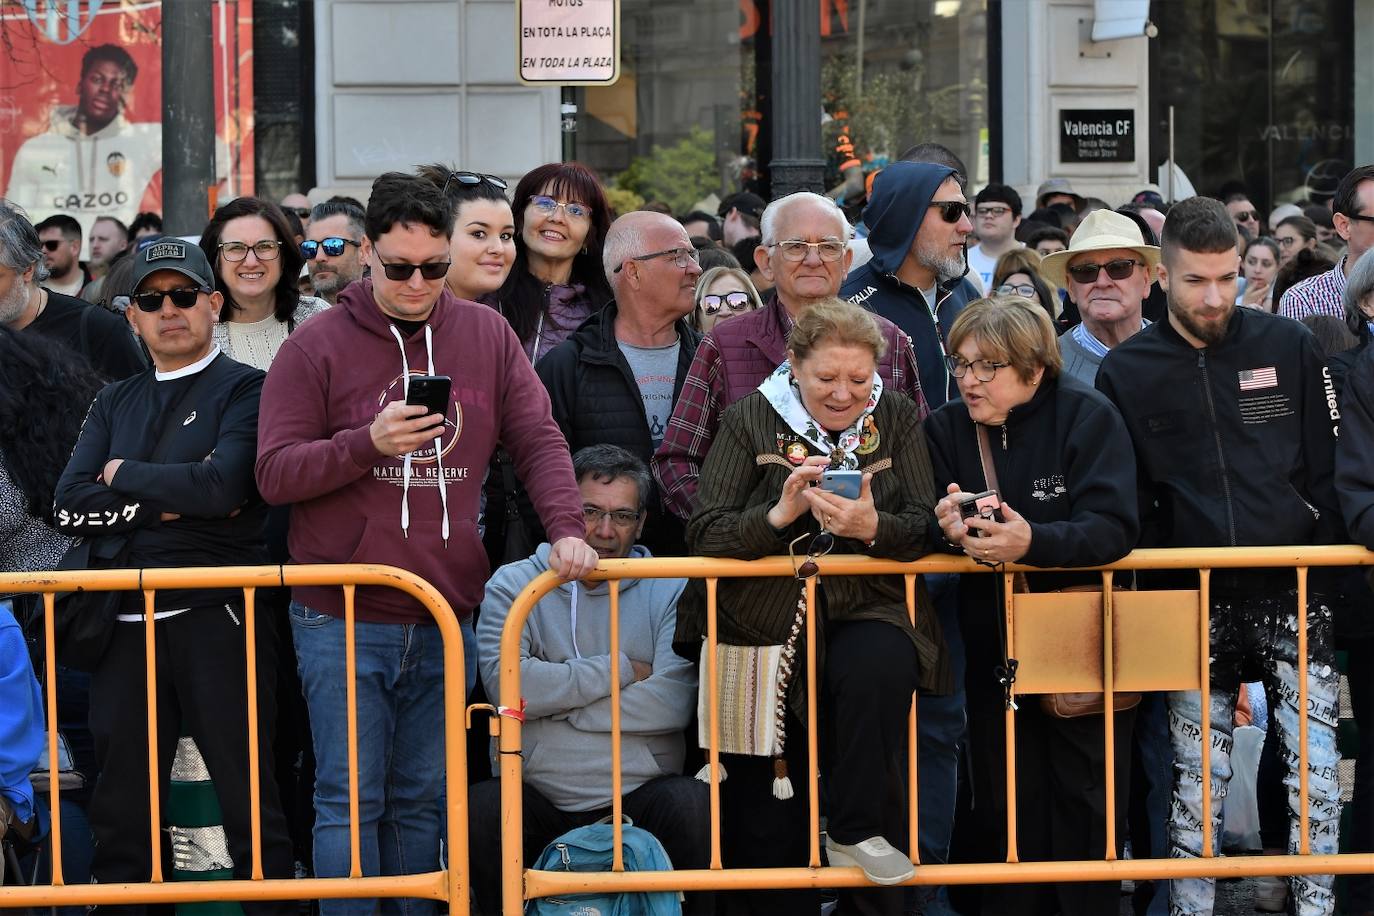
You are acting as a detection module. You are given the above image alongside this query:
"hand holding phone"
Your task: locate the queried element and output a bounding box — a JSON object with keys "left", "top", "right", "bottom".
{"left": 957, "top": 489, "right": 1004, "bottom": 538}
{"left": 405, "top": 375, "right": 451, "bottom": 432}
{"left": 819, "top": 469, "right": 863, "bottom": 500}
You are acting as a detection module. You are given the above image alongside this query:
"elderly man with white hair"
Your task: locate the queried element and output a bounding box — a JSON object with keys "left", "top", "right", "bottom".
{"left": 652, "top": 191, "right": 926, "bottom": 519}
{"left": 536, "top": 210, "right": 703, "bottom": 555}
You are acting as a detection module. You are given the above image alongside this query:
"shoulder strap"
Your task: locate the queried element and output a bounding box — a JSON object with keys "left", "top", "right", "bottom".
{"left": 149, "top": 354, "right": 225, "bottom": 462}
{"left": 976, "top": 423, "right": 999, "bottom": 493}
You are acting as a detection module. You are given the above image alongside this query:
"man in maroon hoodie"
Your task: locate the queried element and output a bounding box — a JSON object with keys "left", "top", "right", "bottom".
{"left": 256, "top": 171, "right": 595, "bottom": 911}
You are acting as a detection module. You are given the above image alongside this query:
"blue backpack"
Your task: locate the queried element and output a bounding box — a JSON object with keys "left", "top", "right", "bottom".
{"left": 526, "top": 816, "right": 682, "bottom": 916}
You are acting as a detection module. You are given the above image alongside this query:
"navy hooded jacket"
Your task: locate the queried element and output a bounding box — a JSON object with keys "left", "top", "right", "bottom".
{"left": 841, "top": 161, "right": 981, "bottom": 407}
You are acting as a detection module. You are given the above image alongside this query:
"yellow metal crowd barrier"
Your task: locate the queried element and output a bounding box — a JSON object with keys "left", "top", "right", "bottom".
{"left": 496, "top": 546, "right": 1374, "bottom": 914}
{"left": 0, "top": 564, "right": 470, "bottom": 913}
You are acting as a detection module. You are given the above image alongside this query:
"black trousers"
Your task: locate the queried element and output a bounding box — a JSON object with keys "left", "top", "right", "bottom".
{"left": 713, "top": 619, "right": 919, "bottom": 916}
{"left": 88, "top": 602, "right": 294, "bottom": 914}
{"left": 467, "top": 774, "right": 713, "bottom": 915}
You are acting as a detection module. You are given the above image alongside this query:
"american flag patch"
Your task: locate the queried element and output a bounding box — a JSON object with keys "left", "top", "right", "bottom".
{"left": 1238, "top": 367, "right": 1278, "bottom": 391}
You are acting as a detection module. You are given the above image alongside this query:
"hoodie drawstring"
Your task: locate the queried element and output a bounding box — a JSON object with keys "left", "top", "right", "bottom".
{"left": 569, "top": 582, "right": 582, "bottom": 660}
{"left": 388, "top": 323, "right": 451, "bottom": 547}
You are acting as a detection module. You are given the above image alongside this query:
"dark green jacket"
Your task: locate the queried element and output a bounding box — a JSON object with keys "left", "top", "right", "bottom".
{"left": 677, "top": 388, "right": 951, "bottom": 702}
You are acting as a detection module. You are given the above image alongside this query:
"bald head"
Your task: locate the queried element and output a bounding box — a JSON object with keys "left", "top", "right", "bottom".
{"left": 603, "top": 211, "right": 690, "bottom": 287}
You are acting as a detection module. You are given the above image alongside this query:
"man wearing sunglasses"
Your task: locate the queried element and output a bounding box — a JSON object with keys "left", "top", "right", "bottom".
{"left": 52, "top": 239, "right": 297, "bottom": 902}
{"left": 34, "top": 213, "right": 88, "bottom": 296}
{"left": 1224, "top": 193, "right": 1262, "bottom": 242}
{"left": 536, "top": 211, "right": 702, "bottom": 557}
{"left": 841, "top": 160, "right": 979, "bottom": 409}
{"left": 0, "top": 201, "right": 144, "bottom": 381}
{"left": 1040, "top": 209, "right": 1159, "bottom": 386}
{"left": 256, "top": 170, "right": 593, "bottom": 913}
{"left": 302, "top": 199, "right": 366, "bottom": 305}
{"left": 1281, "top": 164, "right": 1374, "bottom": 321}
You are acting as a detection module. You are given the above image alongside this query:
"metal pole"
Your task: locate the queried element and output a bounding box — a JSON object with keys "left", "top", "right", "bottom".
{"left": 561, "top": 86, "right": 577, "bottom": 162}
{"left": 769, "top": 0, "right": 825, "bottom": 197}
{"left": 162, "top": 1, "right": 217, "bottom": 234}
{"left": 1167, "top": 105, "right": 1175, "bottom": 204}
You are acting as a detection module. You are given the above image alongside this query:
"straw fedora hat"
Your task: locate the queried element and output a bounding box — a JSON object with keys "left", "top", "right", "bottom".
{"left": 1038, "top": 209, "right": 1161, "bottom": 288}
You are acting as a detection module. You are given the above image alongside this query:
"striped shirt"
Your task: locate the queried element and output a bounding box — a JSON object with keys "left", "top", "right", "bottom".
{"left": 1278, "top": 256, "right": 1348, "bottom": 321}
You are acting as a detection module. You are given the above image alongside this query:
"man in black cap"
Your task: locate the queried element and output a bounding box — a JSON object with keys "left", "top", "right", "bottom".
{"left": 52, "top": 239, "right": 294, "bottom": 908}
{"left": 718, "top": 191, "right": 764, "bottom": 248}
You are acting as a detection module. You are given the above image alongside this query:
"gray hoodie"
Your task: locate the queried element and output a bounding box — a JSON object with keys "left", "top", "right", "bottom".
{"left": 479, "top": 543, "right": 695, "bottom": 812}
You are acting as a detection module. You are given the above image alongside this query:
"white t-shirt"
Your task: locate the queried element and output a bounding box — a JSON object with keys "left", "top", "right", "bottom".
{"left": 967, "top": 242, "right": 1022, "bottom": 293}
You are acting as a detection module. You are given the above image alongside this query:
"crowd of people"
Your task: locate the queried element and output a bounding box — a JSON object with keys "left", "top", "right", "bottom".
{"left": 0, "top": 147, "right": 1371, "bottom": 916}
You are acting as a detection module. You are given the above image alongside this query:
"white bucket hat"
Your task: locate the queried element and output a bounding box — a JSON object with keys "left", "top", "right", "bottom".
{"left": 1038, "top": 209, "right": 1161, "bottom": 288}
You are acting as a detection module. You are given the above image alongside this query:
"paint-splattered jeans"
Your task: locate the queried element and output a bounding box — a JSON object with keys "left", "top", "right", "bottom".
{"left": 1168, "top": 590, "right": 1341, "bottom": 916}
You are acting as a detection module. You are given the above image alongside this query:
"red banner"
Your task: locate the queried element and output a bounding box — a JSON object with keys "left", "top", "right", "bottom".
{"left": 0, "top": 0, "right": 254, "bottom": 237}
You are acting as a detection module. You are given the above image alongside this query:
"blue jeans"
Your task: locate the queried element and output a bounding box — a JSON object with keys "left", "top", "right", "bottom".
{"left": 911, "top": 573, "right": 967, "bottom": 916}
{"left": 290, "top": 602, "right": 475, "bottom": 916}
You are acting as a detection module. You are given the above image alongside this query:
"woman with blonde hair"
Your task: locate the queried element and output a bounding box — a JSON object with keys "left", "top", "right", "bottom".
{"left": 924, "top": 295, "right": 1139, "bottom": 916}
{"left": 692, "top": 265, "right": 764, "bottom": 333}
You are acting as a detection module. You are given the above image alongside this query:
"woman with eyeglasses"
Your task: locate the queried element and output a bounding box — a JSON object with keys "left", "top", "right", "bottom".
{"left": 416, "top": 164, "right": 516, "bottom": 304}
{"left": 198, "top": 197, "right": 329, "bottom": 372}
{"left": 991, "top": 248, "right": 1061, "bottom": 325}
{"left": 692, "top": 265, "right": 764, "bottom": 333}
{"left": 497, "top": 162, "right": 613, "bottom": 364}
{"left": 681, "top": 299, "right": 947, "bottom": 912}
{"left": 1237, "top": 237, "right": 1282, "bottom": 312}
{"left": 923, "top": 296, "right": 1139, "bottom": 916}
{"left": 1273, "top": 214, "right": 1319, "bottom": 268}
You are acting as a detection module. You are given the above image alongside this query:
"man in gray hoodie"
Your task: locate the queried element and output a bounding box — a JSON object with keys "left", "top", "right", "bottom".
{"left": 469, "top": 444, "right": 709, "bottom": 914}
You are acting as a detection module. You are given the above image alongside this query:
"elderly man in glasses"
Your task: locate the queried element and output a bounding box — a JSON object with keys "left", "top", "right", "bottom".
{"left": 536, "top": 210, "right": 702, "bottom": 557}
{"left": 256, "top": 169, "right": 595, "bottom": 913}
{"left": 52, "top": 239, "right": 296, "bottom": 904}
{"left": 1040, "top": 208, "right": 1159, "bottom": 386}
{"left": 469, "top": 444, "right": 709, "bottom": 915}
{"left": 653, "top": 190, "right": 923, "bottom": 523}
{"left": 303, "top": 199, "right": 366, "bottom": 305}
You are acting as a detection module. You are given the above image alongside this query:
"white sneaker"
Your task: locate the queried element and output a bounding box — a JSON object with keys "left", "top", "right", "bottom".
{"left": 1253, "top": 874, "right": 1288, "bottom": 912}
{"left": 824, "top": 835, "right": 915, "bottom": 886}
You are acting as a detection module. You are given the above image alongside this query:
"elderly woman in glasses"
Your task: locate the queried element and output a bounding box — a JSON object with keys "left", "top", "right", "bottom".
{"left": 923, "top": 296, "right": 1139, "bottom": 916}
{"left": 199, "top": 197, "right": 329, "bottom": 371}
{"left": 693, "top": 265, "right": 764, "bottom": 333}
{"left": 679, "top": 298, "right": 947, "bottom": 911}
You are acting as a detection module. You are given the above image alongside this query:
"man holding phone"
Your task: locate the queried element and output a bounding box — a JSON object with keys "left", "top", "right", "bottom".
{"left": 256, "top": 170, "right": 595, "bottom": 913}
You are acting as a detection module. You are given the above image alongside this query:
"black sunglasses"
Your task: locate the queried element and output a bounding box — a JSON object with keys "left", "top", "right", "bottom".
{"left": 929, "top": 201, "right": 972, "bottom": 223}
{"left": 300, "top": 237, "right": 360, "bottom": 259}
{"left": 286, "top": 207, "right": 311, "bottom": 220}
{"left": 379, "top": 260, "right": 451, "bottom": 281}
{"left": 131, "top": 287, "right": 204, "bottom": 313}
{"left": 41, "top": 239, "right": 64, "bottom": 252}
{"left": 699, "top": 291, "right": 753, "bottom": 314}
{"left": 1065, "top": 258, "right": 1142, "bottom": 285}
{"left": 441, "top": 171, "right": 509, "bottom": 197}
{"left": 789, "top": 529, "right": 836, "bottom": 580}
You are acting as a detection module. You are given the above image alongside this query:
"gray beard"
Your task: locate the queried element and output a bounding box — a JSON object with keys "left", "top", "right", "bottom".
{"left": 0, "top": 281, "right": 31, "bottom": 324}
{"left": 920, "top": 250, "right": 966, "bottom": 284}
{"left": 310, "top": 270, "right": 354, "bottom": 298}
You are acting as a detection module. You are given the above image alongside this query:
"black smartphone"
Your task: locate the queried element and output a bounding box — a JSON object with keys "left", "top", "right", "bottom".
{"left": 405, "top": 375, "right": 451, "bottom": 428}
{"left": 957, "top": 489, "right": 1004, "bottom": 537}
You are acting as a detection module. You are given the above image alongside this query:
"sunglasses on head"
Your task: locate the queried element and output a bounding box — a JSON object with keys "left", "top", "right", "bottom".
{"left": 442, "top": 171, "right": 509, "bottom": 196}
{"left": 131, "top": 286, "right": 204, "bottom": 313}
{"left": 699, "top": 291, "right": 754, "bottom": 314}
{"left": 378, "top": 260, "right": 451, "bottom": 281}
{"left": 300, "top": 237, "right": 360, "bottom": 259}
{"left": 1065, "top": 258, "right": 1142, "bottom": 285}
{"left": 929, "top": 201, "right": 973, "bottom": 223}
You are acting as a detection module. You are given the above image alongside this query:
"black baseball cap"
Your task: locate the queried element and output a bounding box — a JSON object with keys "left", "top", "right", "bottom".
{"left": 131, "top": 237, "right": 215, "bottom": 292}
{"left": 718, "top": 192, "right": 765, "bottom": 221}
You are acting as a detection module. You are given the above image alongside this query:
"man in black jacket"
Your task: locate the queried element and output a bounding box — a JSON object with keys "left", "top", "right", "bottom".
{"left": 537, "top": 211, "right": 702, "bottom": 556}
{"left": 52, "top": 240, "right": 293, "bottom": 908}
{"left": 1097, "top": 197, "right": 1342, "bottom": 916}
{"left": 0, "top": 200, "right": 144, "bottom": 380}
